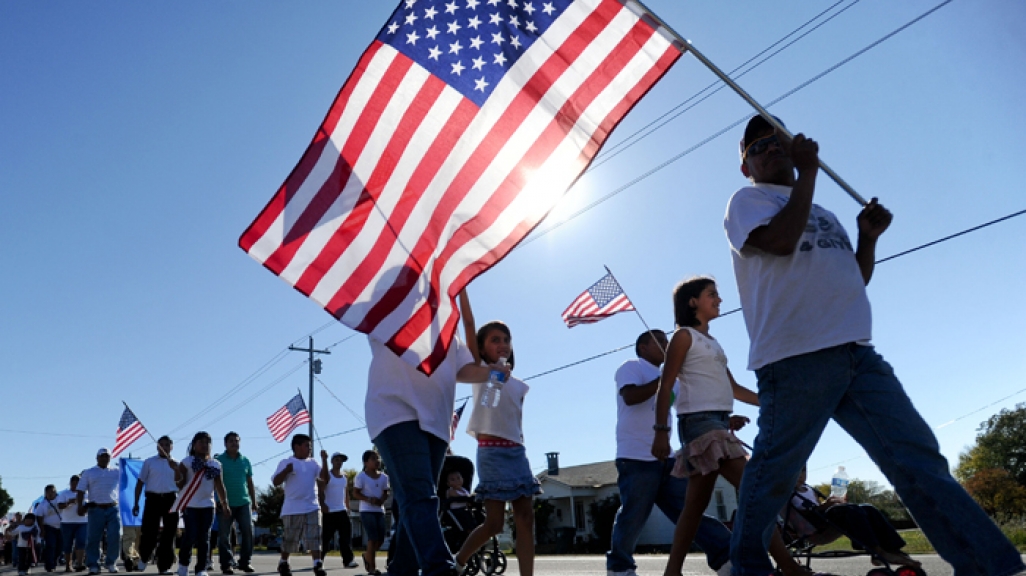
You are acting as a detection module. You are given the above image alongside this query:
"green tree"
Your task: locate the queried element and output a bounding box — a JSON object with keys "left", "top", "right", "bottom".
{"left": 255, "top": 485, "right": 284, "bottom": 530}
{"left": 963, "top": 468, "right": 1026, "bottom": 520}
{"left": 956, "top": 403, "right": 1026, "bottom": 485}
{"left": 0, "top": 476, "right": 13, "bottom": 518}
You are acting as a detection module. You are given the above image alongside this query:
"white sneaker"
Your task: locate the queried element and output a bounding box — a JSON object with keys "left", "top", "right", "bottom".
{"left": 107, "top": 566, "right": 119, "bottom": 574}
{"left": 197, "top": 571, "right": 209, "bottom": 576}
{"left": 136, "top": 563, "right": 147, "bottom": 573}
{"left": 176, "top": 566, "right": 188, "bottom": 576}
{"left": 607, "top": 570, "right": 637, "bottom": 576}
{"left": 716, "top": 561, "right": 733, "bottom": 576}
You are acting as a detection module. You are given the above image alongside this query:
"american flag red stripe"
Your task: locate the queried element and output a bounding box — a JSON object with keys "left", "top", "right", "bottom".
{"left": 451, "top": 399, "right": 468, "bottom": 441}
{"left": 171, "top": 467, "right": 206, "bottom": 514}
{"left": 241, "top": 0, "right": 681, "bottom": 374}
{"left": 266, "top": 394, "right": 312, "bottom": 443}
{"left": 112, "top": 406, "right": 147, "bottom": 458}
{"left": 562, "top": 272, "right": 636, "bottom": 327}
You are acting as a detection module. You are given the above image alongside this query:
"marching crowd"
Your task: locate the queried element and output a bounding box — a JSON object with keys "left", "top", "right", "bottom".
{"left": 0, "top": 433, "right": 386, "bottom": 576}
{"left": 5, "top": 117, "right": 1026, "bottom": 576}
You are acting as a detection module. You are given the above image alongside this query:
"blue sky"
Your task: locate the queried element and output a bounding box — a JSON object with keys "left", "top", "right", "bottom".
{"left": 2, "top": 0, "right": 1025, "bottom": 512}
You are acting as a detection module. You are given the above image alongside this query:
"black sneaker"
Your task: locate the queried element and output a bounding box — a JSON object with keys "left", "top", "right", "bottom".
{"left": 236, "top": 567, "right": 254, "bottom": 574}
{"left": 277, "top": 563, "right": 291, "bottom": 576}
{"left": 221, "top": 569, "right": 234, "bottom": 575}
{"left": 313, "top": 565, "right": 326, "bottom": 576}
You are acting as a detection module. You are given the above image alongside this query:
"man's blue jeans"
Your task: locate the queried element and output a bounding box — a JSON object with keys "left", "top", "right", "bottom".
{"left": 218, "top": 505, "right": 253, "bottom": 569}
{"left": 86, "top": 506, "right": 121, "bottom": 571}
{"left": 607, "top": 458, "right": 730, "bottom": 573}
{"left": 374, "top": 421, "right": 454, "bottom": 576}
{"left": 730, "top": 344, "right": 1026, "bottom": 576}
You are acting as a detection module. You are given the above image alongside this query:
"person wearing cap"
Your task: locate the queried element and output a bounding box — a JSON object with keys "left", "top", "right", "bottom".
{"left": 317, "top": 452, "right": 358, "bottom": 570}
{"left": 133, "top": 436, "right": 179, "bottom": 574}
{"left": 76, "top": 448, "right": 122, "bottom": 575}
{"left": 723, "top": 115, "right": 1025, "bottom": 576}
{"left": 214, "top": 433, "right": 256, "bottom": 575}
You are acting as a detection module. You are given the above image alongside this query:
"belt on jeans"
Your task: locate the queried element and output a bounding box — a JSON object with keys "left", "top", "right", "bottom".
{"left": 93, "top": 503, "right": 117, "bottom": 508}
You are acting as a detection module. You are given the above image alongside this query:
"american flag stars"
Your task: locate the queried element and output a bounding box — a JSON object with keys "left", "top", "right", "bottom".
{"left": 377, "top": 0, "right": 568, "bottom": 105}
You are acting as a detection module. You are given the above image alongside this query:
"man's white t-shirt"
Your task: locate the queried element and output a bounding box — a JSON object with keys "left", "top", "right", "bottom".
{"left": 273, "top": 457, "right": 321, "bottom": 516}
{"left": 614, "top": 358, "right": 674, "bottom": 461}
{"left": 34, "top": 498, "right": 63, "bottom": 529}
{"left": 57, "top": 489, "right": 86, "bottom": 524}
{"left": 354, "top": 471, "right": 389, "bottom": 513}
{"left": 724, "top": 183, "right": 872, "bottom": 370}
{"left": 365, "top": 336, "right": 475, "bottom": 442}
{"left": 139, "top": 455, "right": 178, "bottom": 494}
{"left": 322, "top": 473, "right": 348, "bottom": 513}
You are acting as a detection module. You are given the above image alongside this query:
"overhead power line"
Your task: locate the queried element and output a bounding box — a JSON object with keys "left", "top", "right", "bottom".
{"left": 525, "top": 0, "right": 954, "bottom": 245}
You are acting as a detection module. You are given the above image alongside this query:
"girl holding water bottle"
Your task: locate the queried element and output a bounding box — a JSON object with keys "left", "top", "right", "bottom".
{"left": 652, "top": 277, "right": 812, "bottom": 576}
{"left": 454, "top": 291, "right": 541, "bottom": 576}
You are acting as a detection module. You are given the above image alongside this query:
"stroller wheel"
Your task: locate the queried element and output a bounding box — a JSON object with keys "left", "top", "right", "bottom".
{"left": 465, "top": 553, "right": 482, "bottom": 576}
{"left": 867, "top": 569, "right": 896, "bottom": 576}
{"left": 482, "top": 550, "right": 506, "bottom": 575}
{"left": 894, "top": 567, "right": 926, "bottom": 576}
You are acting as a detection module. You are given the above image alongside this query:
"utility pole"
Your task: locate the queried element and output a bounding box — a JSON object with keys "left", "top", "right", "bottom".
{"left": 289, "top": 337, "right": 331, "bottom": 439}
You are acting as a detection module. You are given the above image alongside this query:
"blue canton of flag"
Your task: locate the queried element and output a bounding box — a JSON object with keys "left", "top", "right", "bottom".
{"left": 377, "top": 0, "right": 571, "bottom": 106}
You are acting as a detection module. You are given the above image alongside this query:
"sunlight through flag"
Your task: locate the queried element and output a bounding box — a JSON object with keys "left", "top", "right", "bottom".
{"left": 240, "top": 0, "right": 682, "bottom": 375}
{"left": 266, "top": 394, "right": 312, "bottom": 443}
{"left": 562, "top": 272, "right": 635, "bottom": 327}
{"left": 112, "top": 405, "right": 147, "bottom": 458}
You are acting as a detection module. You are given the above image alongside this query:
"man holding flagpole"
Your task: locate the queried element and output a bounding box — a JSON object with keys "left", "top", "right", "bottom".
{"left": 723, "top": 114, "right": 1024, "bottom": 576}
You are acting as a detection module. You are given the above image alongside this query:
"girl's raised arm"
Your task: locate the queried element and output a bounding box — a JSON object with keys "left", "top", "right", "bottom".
{"left": 457, "top": 289, "right": 481, "bottom": 364}
{"left": 652, "top": 328, "right": 693, "bottom": 461}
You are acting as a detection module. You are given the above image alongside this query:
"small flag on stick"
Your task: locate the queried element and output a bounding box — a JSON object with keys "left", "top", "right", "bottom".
{"left": 562, "top": 272, "right": 635, "bottom": 327}
{"left": 266, "top": 394, "right": 312, "bottom": 443}
{"left": 112, "top": 405, "right": 147, "bottom": 458}
{"left": 451, "top": 399, "right": 468, "bottom": 441}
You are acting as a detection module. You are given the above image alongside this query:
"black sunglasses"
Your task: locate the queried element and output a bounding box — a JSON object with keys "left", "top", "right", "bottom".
{"left": 743, "top": 134, "right": 780, "bottom": 159}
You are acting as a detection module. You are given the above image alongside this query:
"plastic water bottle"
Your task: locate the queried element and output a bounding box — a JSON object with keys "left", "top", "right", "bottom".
{"left": 831, "top": 466, "right": 850, "bottom": 499}
{"left": 480, "top": 357, "right": 508, "bottom": 408}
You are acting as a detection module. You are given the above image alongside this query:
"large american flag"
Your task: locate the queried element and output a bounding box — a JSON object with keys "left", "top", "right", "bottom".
{"left": 240, "top": 0, "right": 681, "bottom": 374}
{"left": 561, "top": 271, "right": 634, "bottom": 327}
{"left": 266, "top": 394, "right": 312, "bottom": 443}
{"left": 112, "top": 405, "right": 147, "bottom": 458}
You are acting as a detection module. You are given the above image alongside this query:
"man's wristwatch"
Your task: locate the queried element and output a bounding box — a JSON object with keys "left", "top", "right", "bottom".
{"left": 652, "top": 424, "right": 671, "bottom": 432}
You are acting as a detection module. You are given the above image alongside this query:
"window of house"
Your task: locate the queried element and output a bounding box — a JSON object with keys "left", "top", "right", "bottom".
{"left": 574, "top": 500, "right": 585, "bottom": 531}
{"left": 715, "top": 490, "right": 728, "bottom": 521}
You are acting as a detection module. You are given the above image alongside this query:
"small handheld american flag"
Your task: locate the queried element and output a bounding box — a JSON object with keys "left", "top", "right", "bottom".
{"left": 562, "top": 272, "right": 635, "bottom": 327}
{"left": 112, "top": 405, "right": 147, "bottom": 458}
{"left": 266, "top": 394, "right": 312, "bottom": 443}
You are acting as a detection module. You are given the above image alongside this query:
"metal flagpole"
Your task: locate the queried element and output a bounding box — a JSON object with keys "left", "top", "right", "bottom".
{"left": 603, "top": 266, "right": 667, "bottom": 356}
{"left": 626, "top": 0, "right": 868, "bottom": 207}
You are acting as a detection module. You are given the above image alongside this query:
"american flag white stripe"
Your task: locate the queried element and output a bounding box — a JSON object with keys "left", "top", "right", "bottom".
{"left": 562, "top": 272, "right": 636, "bottom": 327}
{"left": 171, "top": 467, "right": 205, "bottom": 513}
{"left": 241, "top": 0, "right": 680, "bottom": 374}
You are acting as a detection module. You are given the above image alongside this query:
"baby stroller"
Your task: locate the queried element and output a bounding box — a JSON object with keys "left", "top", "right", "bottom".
{"left": 439, "top": 455, "right": 507, "bottom": 576}
{"left": 781, "top": 485, "right": 926, "bottom": 576}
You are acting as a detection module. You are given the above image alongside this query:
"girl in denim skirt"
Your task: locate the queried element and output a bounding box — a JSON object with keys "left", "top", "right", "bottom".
{"left": 454, "top": 292, "right": 541, "bottom": 576}
{"left": 652, "top": 277, "right": 809, "bottom": 576}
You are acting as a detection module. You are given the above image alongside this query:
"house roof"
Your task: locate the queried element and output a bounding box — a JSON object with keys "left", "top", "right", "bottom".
{"left": 536, "top": 460, "right": 618, "bottom": 488}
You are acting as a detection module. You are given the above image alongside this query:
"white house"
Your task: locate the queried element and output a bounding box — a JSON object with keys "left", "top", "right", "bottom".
{"left": 535, "top": 453, "right": 738, "bottom": 547}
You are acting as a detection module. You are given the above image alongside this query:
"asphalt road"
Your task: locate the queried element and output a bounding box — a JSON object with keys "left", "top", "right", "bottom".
{"left": 8, "top": 551, "right": 1024, "bottom": 576}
